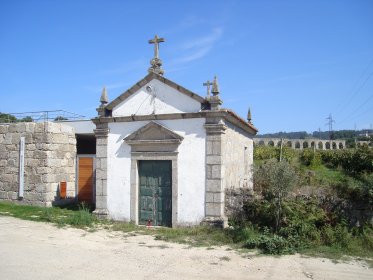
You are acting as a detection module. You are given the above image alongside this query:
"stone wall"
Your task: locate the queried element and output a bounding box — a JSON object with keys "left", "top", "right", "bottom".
{"left": 0, "top": 122, "right": 76, "bottom": 206}
{"left": 225, "top": 187, "right": 254, "bottom": 220}
{"left": 223, "top": 121, "right": 254, "bottom": 190}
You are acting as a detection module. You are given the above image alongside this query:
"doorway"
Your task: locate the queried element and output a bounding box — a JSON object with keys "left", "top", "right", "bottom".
{"left": 138, "top": 160, "right": 172, "bottom": 227}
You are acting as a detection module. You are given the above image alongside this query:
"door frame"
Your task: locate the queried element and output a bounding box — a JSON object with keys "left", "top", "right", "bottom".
{"left": 76, "top": 154, "right": 96, "bottom": 204}
{"left": 130, "top": 152, "right": 178, "bottom": 227}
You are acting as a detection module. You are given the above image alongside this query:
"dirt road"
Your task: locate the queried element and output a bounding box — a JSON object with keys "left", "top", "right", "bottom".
{"left": 0, "top": 216, "right": 372, "bottom": 280}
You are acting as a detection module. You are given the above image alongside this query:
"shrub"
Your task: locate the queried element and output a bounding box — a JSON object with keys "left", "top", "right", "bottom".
{"left": 244, "top": 232, "right": 292, "bottom": 254}
{"left": 254, "top": 146, "right": 297, "bottom": 162}
{"left": 320, "top": 147, "right": 373, "bottom": 175}
{"left": 254, "top": 159, "right": 298, "bottom": 231}
{"left": 333, "top": 174, "right": 373, "bottom": 205}
{"left": 301, "top": 149, "right": 322, "bottom": 168}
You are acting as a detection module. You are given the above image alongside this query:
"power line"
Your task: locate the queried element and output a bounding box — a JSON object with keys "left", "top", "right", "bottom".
{"left": 334, "top": 57, "right": 373, "bottom": 115}
{"left": 338, "top": 92, "right": 373, "bottom": 125}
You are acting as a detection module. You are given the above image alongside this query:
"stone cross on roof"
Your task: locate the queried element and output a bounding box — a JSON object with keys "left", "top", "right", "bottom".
{"left": 149, "top": 35, "right": 165, "bottom": 59}
{"left": 148, "top": 35, "right": 165, "bottom": 75}
{"left": 203, "top": 80, "right": 213, "bottom": 98}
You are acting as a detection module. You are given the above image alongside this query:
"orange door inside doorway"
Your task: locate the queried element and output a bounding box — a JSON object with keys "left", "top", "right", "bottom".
{"left": 78, "top": 157, "right": 94, "bottom": 204}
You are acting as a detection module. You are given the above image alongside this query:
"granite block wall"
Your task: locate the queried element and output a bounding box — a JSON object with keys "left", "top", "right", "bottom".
{"left": 0, "top": 122, "right": 76, "bottom": 206}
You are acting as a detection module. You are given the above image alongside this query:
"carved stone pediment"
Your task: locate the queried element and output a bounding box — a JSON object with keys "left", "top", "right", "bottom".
{"left": 124, "top": 121, "right": 183, "bottom": 152}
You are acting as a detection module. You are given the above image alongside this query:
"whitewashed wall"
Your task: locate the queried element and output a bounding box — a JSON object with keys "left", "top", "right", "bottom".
{"left": 112, "top": 79, "right": 202, "bottom": 117}
{"left": 107, "top": 118, "right": 206, "bottom": 225}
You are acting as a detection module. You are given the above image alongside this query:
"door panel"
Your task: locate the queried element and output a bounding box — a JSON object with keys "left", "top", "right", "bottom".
{"left": 78, "top": 157, "right": 94, "bottom": 204}
{"left": 138, "top": 160, "right": 172, "bottom": 227}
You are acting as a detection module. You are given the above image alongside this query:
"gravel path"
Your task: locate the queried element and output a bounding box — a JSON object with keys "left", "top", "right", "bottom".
{"left": 0, "top": 216, "right": 372, "bottom": 280}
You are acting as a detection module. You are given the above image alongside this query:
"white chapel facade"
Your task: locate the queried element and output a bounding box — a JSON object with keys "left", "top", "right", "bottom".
{"left": 92, "top": 35, "right": 257, "bottom": 227}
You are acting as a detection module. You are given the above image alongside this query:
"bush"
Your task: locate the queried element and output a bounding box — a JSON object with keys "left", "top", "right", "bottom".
{"left": 301, "top": 149, "right": 322, "bottom": 168}
{"left": 254, "top": 159, "right": 298, "bottom": 201}
{"left": 333, "top": 174, "right": 373, "bottom": 204}
{"left": 244, "top": 230, "right": 292, "bottom": 254}
{"left": 254, "top": 146, "right": 297, "bottom": 162}
{"left": 320, "top": 147, "right": 373, "bottom": 175}
{"left": 254, "top": 159, "right": 298, "bottom": 231}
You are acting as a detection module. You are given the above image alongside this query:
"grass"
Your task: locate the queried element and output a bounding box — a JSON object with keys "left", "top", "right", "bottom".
{"left": 310, "top": 165, "right": 347, "bottom": 187}
{"left": 0, "top": 201, "right": 96, "bottom": 228}
{"left": 0, "top": 201, "right": 236, "bottom": 247}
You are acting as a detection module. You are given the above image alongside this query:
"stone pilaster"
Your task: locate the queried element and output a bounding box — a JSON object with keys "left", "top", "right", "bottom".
{"left": 93, "top": 124, "right": 109, "bottom": 218}
{"left": 203, "top": 118, "right": 227, "bottom": 227}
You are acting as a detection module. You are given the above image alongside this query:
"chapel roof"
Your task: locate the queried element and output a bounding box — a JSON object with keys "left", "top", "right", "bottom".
{"left": 97, "top": 35, "right": 258, "bottom": 135}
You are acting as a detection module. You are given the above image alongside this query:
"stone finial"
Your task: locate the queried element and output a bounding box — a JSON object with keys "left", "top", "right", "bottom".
{"left": 100, "top": 87, "right": 108, "bottom": 105}
{"left": 97, "top": 87, "right": 108, "bottom": 117}
{"left": 209, "top": 75, "right": 222, "bottom": 111}
{"left": 247, "top": 108, "right": 252, "bottom": 123}
{"left": 212, "top": 75, "right": 219, "bottom": 96}
{"left": 148, "top": 35, "right": 165, "bottom": 76}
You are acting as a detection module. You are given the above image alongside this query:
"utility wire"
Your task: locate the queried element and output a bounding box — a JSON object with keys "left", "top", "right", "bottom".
{"left": 338, "top": 91, "right": 373, "bottom": 125}
{"left": 334, "top": 57, "right": 373, "bottom": 115}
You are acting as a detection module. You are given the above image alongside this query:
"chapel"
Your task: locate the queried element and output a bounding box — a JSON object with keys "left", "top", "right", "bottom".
{"left": 92, "top": 35, "right": 258, "bottom": 227}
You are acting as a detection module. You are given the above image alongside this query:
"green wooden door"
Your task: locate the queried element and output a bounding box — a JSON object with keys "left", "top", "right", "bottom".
{"left": 138, "top": 160, "right": 172, "bottom": 227}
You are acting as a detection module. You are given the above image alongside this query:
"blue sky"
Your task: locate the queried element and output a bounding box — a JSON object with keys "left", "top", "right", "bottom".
{"left": 0, "top": 0, "right": 372, "bottom": 134}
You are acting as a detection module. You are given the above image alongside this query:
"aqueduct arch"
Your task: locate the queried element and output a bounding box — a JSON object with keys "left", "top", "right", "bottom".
{"left": 254, "top": 138, "right": 346, "bottom": 150}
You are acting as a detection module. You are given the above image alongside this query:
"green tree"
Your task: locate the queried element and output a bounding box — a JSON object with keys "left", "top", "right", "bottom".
{"left": 54, "top": 116, "right": 68, "bottom": 121}
{"left": 254, "top": 159, "right": 298, "bottom": 232}
{"left": 0, "top": 112, "right": 17, "bottom": 123}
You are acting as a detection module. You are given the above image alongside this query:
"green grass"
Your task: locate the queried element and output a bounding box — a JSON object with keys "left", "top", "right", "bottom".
{"left": 0, "top": 201, "right": 236, "bottom": 247}
{"left": 0, "top": 201, "right": 96, "bottom": 228}
{"left": 310, "top": 165, "right": 347, "bottom": 186}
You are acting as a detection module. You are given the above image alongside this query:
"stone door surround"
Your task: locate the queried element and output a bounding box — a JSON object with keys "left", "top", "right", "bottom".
{"left": 124, "top": 121, "right": 182, "bottom": 227}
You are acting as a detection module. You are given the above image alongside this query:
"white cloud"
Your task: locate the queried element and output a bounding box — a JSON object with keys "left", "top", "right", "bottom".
{"left": 181, "top": 28, "right": 223, "bottom": 50}
{"left": 173, "top": 28, "right": 223, "bottom": 64}
{"left": 174, "top": 46, "right": 212, "bottom": 63}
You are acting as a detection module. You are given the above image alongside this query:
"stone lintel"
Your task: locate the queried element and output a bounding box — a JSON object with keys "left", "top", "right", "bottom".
{"left": 126, "top": 139, "right": 181, "bottom": 145}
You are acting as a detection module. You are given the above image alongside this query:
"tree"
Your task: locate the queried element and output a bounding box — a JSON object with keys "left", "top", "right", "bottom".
{"left": 0, "top": 112, "right": 17, "bottom": 123}
{"left": 54, "top": 116, "right": 68, "bottom": 121}
{"left": 254, "top": 159, "right": 298, "bottom": 232}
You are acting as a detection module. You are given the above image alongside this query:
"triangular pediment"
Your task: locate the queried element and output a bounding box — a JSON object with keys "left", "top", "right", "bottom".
{"left": 124, "top": 121, "right": 183, "bottom": 143}
{"left": 106, "top": 72, "right": 205, "bottom": 112}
